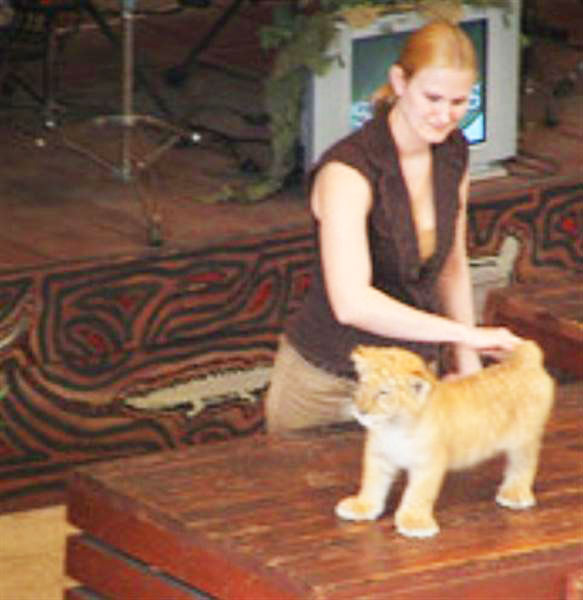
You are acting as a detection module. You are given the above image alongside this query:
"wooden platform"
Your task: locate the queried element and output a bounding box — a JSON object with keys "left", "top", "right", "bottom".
{"left": 485, "top": 278, "right": 583, "bottom": 378}
{"left": 1, "top": 4, "right": 582, "bottom": 513}
{"left": 65, "top": 382, "right": 582, "bottom": 599}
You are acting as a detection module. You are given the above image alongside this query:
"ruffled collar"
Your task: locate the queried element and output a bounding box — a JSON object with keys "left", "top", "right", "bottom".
{"left": 363, "top": 104, "right": 463, "bottom": 280}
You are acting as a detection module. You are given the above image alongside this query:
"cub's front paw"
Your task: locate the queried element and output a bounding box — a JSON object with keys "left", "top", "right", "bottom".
{"left": 496, "top": 487, "right": 536, "bottom": 510}
{"left": 335, "top": 496, "right": 384, "bottom": 521}
{"left": 395, "top": 510, "right": 439, "bottom": 538}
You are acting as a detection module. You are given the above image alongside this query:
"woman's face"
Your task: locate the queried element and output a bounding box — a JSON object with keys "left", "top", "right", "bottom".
{"left": 391, "top": 65, "right": 475, "bottom": 144}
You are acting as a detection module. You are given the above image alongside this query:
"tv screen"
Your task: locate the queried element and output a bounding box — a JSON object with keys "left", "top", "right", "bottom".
{"left": 302, "top": 2, "right": 520, "bottom": 178}
{"left": 351, "top": 19, "right": 488, "bottom": 146}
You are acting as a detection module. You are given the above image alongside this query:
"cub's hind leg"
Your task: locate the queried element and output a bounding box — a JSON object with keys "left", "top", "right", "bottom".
{"left": 336, "top": 435, "right": 397, "bottom": 521}
{"left": 496, "top": 439, "right": 541, "bottom": 509}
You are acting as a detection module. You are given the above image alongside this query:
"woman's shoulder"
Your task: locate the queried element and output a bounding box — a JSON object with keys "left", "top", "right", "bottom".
{"left": 310, "top": 114, "right": 392, "bottom": 184}
{"left": 318, "top": 126, "right": 369, "bottom": 165}
{"left": 313, "top": 160, "right": 372, "bottom": 200}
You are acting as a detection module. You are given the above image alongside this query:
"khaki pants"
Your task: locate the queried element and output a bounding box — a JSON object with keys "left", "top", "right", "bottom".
{"left": 265, "top": 335, "right": 356, "bottom": 433}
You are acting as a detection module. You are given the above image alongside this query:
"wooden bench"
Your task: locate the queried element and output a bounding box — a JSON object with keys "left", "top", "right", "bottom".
{"left": 65, "top": 383, "right": 583, "bottom": 600}
{"left": 484, "top": 278, "right": 583, "bottom": 379}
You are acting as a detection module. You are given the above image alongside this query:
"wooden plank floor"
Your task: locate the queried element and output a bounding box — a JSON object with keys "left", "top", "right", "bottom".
{"left": 0, "top": 4, "right": 582, "bottom": 275}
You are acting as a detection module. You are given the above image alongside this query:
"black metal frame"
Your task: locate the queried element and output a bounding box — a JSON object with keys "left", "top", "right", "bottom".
{"left": 0, "top": 0, "right": 83, "bottom": 127}
{"left": 164, "top": 0, "right": 248, "bottom": 87}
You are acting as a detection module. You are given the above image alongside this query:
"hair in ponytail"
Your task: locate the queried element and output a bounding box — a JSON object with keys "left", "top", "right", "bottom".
{"left": 372, "top": 18, "right": 477, "bottom": 117}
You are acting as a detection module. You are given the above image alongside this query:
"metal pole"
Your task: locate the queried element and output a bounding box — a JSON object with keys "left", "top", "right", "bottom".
{"left": 121, "top": 0, "right": 134, "bottom": 180}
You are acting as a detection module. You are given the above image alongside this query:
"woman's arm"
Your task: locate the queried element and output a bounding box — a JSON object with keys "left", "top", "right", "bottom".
{"left": 312, "top": 162, "right": 520, "bottom": 353}
{"left": 436, "top": 170, "right": 482, "bottom": 376}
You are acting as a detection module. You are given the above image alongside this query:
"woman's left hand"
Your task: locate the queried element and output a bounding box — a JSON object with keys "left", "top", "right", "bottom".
{"left": 452, "top": 344, "right": 482, "bottom": 378}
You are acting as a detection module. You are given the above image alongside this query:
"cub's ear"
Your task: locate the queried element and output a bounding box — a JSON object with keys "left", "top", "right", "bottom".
{"left": 351, "top": 348, "right": 368, "bottom": 377}
{"left": 408, "top": 375, "right": 433, "bottom": 406}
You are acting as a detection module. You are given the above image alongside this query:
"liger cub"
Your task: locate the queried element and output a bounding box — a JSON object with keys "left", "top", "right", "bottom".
{"left": 335, "top": 341, "right": 554, "bottom": 538}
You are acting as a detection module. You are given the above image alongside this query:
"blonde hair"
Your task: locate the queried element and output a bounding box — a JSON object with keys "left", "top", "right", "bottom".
{"left": 372, "top": 19, "right": 477, "bottom": 115}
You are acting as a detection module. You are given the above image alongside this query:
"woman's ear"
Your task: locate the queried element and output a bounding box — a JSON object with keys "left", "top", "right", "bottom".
{"left": 389, "top": 65, "right": 406, "bottom": 97}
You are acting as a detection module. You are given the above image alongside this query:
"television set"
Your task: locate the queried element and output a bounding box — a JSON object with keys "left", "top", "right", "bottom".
{"left": 301, "top": 1, "right": 521, "bottom": 180}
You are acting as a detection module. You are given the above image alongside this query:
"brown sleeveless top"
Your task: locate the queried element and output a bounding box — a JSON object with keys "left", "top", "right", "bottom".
{"left": 286, "top": 106, "right": 469, "bottom": 378}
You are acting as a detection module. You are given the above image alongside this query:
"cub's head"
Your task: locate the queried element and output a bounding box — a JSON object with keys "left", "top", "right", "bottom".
{"left": 350, "top": 346, "right": 437, "bottom": 428}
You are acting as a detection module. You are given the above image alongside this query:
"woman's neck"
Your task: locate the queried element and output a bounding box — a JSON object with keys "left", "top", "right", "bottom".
{"left": 388, "top": 103, "right": 430, "bottom": 159}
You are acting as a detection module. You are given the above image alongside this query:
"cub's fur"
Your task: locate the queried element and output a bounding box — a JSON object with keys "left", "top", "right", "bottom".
{"left": 335, "top": 341, "right": 554, "bottom": 538}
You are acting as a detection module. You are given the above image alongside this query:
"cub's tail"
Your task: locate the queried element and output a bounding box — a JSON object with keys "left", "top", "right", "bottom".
{"left": 508, "top": 339, "right": 545, "bottom": 367}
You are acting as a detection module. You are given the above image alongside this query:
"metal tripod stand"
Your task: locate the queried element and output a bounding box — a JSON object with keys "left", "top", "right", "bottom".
{"left": 62, "top": 0, "right": 200, "bottom": 246}
{"left": 64, "top": 0, "right": 198, "bottom": 182}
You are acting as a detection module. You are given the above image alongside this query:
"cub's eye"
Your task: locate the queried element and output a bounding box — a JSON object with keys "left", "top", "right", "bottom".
{"left": 409, "top": 376, "right": 431, "bottom": 399}
{"left": 411, "top": 380, "right": 425, "bottom": 394}
{"left": 377, "top": 381, "right": 395, "bottom": 397}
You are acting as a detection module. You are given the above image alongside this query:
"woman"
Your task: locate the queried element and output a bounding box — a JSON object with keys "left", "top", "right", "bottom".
{"left": 266, "top": 19, "right": 521, "bottom": 433}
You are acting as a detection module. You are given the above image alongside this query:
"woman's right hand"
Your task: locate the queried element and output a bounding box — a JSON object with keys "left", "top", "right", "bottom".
{"left": 465, "top": 326, "right": 523, "bottom": 357}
